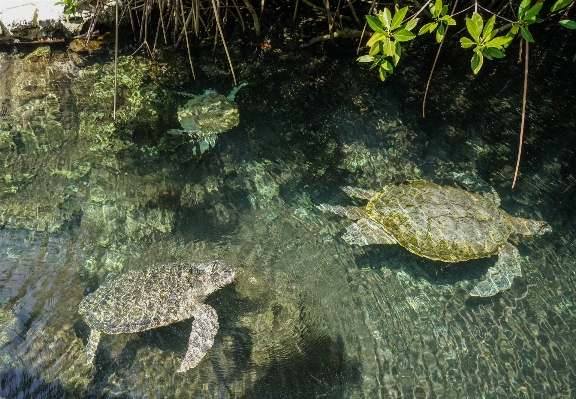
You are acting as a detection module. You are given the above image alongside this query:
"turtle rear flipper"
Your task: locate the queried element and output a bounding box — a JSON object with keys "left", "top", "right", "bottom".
{"left": 343, "top": 218, "right": 397, "bottom": 246}
{"left": 470, "top": 243, "right": 522, "bottom": 297}
{"left": 178, "top": 304, "right": 219, "bottom": 372}
{"left": 85, "top": 330, "right": 102, "bottom": 364}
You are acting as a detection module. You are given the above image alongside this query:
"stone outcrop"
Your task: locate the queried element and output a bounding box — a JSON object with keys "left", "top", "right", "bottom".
{"left": 0, "top": 0, "right": 117, "bottom": 42}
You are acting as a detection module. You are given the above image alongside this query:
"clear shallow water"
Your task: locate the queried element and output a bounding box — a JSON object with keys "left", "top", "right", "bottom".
{"left": 0, "top": 38, "right": 575, "bottom": 399}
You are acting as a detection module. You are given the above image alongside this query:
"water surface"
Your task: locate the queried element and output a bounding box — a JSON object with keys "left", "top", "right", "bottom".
{"left": 0, "top": 39, "right": 575, "bottom": 398}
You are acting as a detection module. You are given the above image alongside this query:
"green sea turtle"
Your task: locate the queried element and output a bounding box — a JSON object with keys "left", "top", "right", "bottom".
{"left": 317, "top": 180, "right": 552, "bottom": 297}
{"left": 169, "top": 83, "right": 248, "bottom": 155}
{"left": 78, "top": 260, "right": 235, "bottom": 372}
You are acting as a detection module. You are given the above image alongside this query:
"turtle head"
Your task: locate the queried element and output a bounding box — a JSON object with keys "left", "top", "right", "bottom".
{"left": 199, "top": 260, "right": 236, "bottom": 293}
{"left": 531, "top": 220, "right": 553, "bottom": 236}
{"left": 511, "top": 217, "right": 553, "bottom": 236}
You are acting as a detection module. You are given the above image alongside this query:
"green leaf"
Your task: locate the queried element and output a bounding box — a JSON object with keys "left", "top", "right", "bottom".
{"left": 502, "top": 30, "right": 515, "bottom": 48}
{"left": 436, "top": 24, "right": 445, "bottom": 42}
{"left": 482, "top": 48, "right": 493, "bottom": 60}
{"left": 487, "top": 29, "right": 499, "bottom": 40}
{"left": 404, "top": 18, "right": 419, "bottom": 31}
{"left": 482, "top": 15, "right": 496, "bottom": 38}
{"left": 559, "top": 19, "right": 576, "bottom": 29}
{"left": 384, "top": 38, "right": 396, "bottom": 56}
{"left": 524, "top": 2, "right": 543, "bottom": 20}
{"left": 366, "top": 15, "right": 385, "bottom": 33}
{"left": 441, "top": 5, "right": 448, "bottom": 15}
{"left": 520, "top": 26, "right": 535, "bottom": 42}
{"left": 460, "top": 37, "right": 476, "bottom": 48}
{"left": 392, "top": 42, "right": 402, "bottom": 66}
{"left": 381, "top": 60, "right": 394, "bottom": 72}
{"left": 433, "top": 0, "right": 443, "bottom": 17}
{"left": 418, "top": 22, "right": 435, "bottom": 35}
{"left": 466, "top": 12, "right": 483, "bottom": 42}
{"left": 379, "top": 65, "right": 388, "bottom": 81}
{"left": 471, "top": 51, "right": 484, "bottom": 74}
{"left": 510, "top": 23, "right": 519, "bottom": 34}
{"left": 551, "top": 0, "right": 573, "bottom": 12}
{"left": 366, "top": 32, "right": 386, "bottom": 47}
{"left": 391, "top": 7, "right": 409, "bottom": 30}
{"left": 444, "top": 16, "right": 457, "bottom": 25}
{"left": 518, "top": 0, "right": 531, "bottom": 17}
{"left": 393, "top": 29, "right": 416, "bottom": 41}
{"left": 485, "top": 47, "right": 505, "bottom": 58}
{"left": 486, "top": 35, "right": 513, "bottom": 47}
{"left": 382, "top": 8, "right": 392, "bottom": 29}
{"left": 357, "top": 55, "right": 374, "bottom": 62}
{"left": 369, "top": 41, "right": 382, "bottom": 56}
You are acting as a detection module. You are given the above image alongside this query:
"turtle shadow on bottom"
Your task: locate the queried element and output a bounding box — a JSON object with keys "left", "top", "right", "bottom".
{"left": 355, "top": 247, "right": 498, "bottom": 290}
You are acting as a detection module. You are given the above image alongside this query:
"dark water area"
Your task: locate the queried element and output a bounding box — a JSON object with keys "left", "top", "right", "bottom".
{"left": 0, "top": 20, "right": 575, "bottom": 398}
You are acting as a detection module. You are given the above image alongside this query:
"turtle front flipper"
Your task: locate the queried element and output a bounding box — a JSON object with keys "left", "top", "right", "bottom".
{"left": 85, "top": 330, "right": 102, "bottom": 364}
{"left": 470, "top": 243, "right": 523, "bottom": 297}
{"left": 177, "top": 303, "right": 219, "bottom": 372}
{"left": 316, "top": 204, "right": 368, "bottom": 220}
{"left": 341, "top": 186, "right": 379, "bottom": 200}
{"left": 343, "top": 218, "right": 397, "bottom": 246}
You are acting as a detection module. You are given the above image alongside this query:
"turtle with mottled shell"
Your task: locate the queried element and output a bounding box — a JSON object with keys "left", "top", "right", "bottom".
{"left": 169, "top": 83, "right": 248, "bottom": 155}
{"left": 317, "top": 180, "right": 552, "bottom": 297}
{"left": 78, "top": 260, "right": 235, "bottom": 372}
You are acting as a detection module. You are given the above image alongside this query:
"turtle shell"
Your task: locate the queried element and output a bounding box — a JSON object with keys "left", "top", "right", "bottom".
{"left": 177, "top": 92, "right": 239, "bottom": 138}
{"left": 366, "top": 180, "right": 515, "bottom": 262}
{"left": 79, "top": 262, "right": 225, "bottom": 334}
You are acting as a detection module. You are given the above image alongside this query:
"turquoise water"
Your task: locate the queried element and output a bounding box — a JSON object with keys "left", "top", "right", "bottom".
{"left": 0, "top": 39, "right": 575, "bottom": 398}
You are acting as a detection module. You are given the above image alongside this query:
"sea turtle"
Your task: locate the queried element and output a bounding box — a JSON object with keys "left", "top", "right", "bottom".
{"left": 78, "top": 260, "right": 236, "bottom": 372}
{"left": 169, "top": 83, "right": 248, "bottom": 155}
{"left": 317, "top": 180, "right": 552, "bottom": 297}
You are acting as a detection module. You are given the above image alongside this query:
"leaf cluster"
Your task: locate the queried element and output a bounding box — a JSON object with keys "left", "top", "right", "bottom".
{"left": 55, "top": 0, "right": 79, "bottom": 22}
{"left": 550, "top": 0, "right": 576, "bottom": 29}
{"left": 418, "top": 0, "right": 456, "bottom": 43}
{"left": 460, "top": 13, "right": 513, "bottom": 74}
{"left": 359, "top": 0, "right": 576, "bottom": 78}
{"left": 510, "top": 0, "right": 544, "bottom": 42}
{"left": 357, "top": 7, "right": 419, "bottom": 81}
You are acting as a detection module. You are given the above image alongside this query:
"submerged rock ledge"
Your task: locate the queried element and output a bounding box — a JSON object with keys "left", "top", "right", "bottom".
{"left": 0, "top": 0, "right": 116, "bottom": 42}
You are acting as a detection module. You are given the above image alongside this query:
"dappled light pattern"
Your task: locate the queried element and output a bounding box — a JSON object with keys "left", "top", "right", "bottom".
{"left": 0, "top": 34, "right": 575, "bottom": 399}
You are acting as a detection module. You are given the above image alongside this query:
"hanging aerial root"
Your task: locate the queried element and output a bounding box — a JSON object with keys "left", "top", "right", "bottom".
{"left": 211, "top": 0, "right": 237, "bottom": 85}
{"left": 512, "top": 39, "right": 530, "bottom": 189}
{"left": 242, "top": 0, "right": 261, "bottom": 36}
